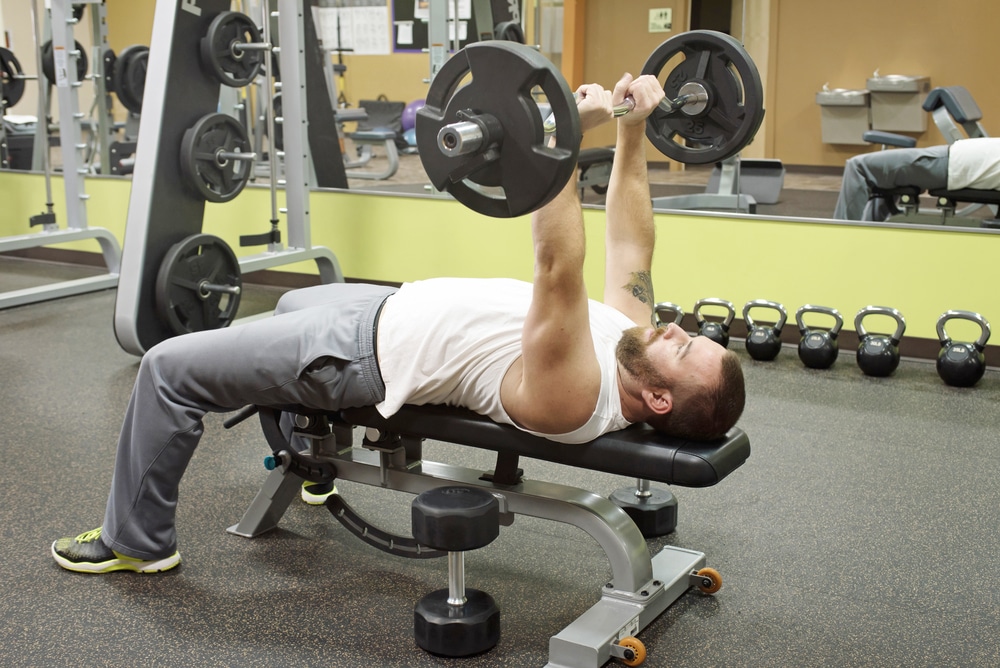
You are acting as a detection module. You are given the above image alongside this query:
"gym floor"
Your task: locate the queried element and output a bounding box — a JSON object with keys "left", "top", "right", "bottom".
{"left": 2, "top": 257, "right": 998, "bottom": 667}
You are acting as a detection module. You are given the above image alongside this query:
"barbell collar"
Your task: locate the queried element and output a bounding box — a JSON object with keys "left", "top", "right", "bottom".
{"left": 673, "top": 82, "right": 709, "bottom": 115}
{"left": 437, "top": 112, "right": 503, "bottom": 158}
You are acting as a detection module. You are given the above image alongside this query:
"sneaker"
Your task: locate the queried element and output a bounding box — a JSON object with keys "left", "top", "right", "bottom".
{"left": 51, "top": 527, "right": 181, "bottom": 574}
{"left": 301, "top": 480, "right": 338, "bottom": 505}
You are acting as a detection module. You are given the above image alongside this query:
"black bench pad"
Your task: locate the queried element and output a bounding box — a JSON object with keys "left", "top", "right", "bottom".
{"left": 339, "top": 404, "right": 750, "bottom": 488}
{"left": 929, "top": 188, "right": 1000, "bottom": 205}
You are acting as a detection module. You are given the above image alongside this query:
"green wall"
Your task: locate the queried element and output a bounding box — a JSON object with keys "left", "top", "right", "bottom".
{"left": 1, "top": 170, "right": 997, "bottom": 345}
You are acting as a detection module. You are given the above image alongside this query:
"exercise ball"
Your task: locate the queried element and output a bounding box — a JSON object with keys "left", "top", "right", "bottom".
{"left": 401, "top": 98, "right": 425, "bottom": 132}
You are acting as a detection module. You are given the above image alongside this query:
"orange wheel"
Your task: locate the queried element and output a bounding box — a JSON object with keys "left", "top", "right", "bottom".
{"left": 696, "top": 566, "right": 723, "bottom": 594}
{"left": 617, "top": 636, "right": 647, "bottom": 666}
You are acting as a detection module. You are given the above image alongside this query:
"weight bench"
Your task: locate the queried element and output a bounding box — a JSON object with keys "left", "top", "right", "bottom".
{"left": 342, "top": 100, "right": 403, "bottom": 180}
{"left": 578, "top": 147, "right": 615, "bottom": 198}
{"left": 226, "top": 402, "right": 750, "bottom": 667}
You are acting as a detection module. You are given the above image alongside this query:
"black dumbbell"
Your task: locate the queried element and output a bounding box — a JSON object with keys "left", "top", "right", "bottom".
{"left": 855, "top": 306, "right": 905, "bottom": 377}
{"left": 743, "top": 299, "right": 787, "bottom": 361}
{"left": 653, "top": 301, "right": 684, "bottom": 327}
{"left": 412, "top": 486, "right": 501, "bottom": 657}
{"left": 936, "top": 310, "right": 991, "bottom": 387}
{"left": 795, "top": 305, "right": 842, "bottom": 369}
{"left": 693, "top": 298, "right": 735, "bottom": 348}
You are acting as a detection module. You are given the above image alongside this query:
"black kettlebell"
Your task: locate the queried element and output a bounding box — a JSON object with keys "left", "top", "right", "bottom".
{"left": 936, "top": 310, "right": 991, "bottom": 387}
{"left": 743, "top": 299, "right": 787, "bottom": 361}
{"left": 694, "top": 298, "right": 735, "bottom": 348}
{"left": 654, "top": 301, "right": 685, "bottom": 327}
{"left": 854, "top": 306, "right": 905, "bottom": 377}
{"left": 795, "top": 305, "right": 843, "bottom": 369}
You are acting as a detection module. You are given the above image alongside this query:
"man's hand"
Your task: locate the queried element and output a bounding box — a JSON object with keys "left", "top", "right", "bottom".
{"left": 612, "top": 73, "right": 666, "bottom": 126}
{"left": 575, "top": 82, "right": 615, "bottom": 133}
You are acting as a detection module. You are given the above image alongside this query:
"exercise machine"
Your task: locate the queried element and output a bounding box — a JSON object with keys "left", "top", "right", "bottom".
{"left": 226, "top": 402, "right": 750, "bottom": 666}
{"left": 113, "top": 0, "right": 347, "bottom": 356}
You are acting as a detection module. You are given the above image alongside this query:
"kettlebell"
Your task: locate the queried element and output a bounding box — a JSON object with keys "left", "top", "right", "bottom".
{"left": 936, "top": 310, "right": 991, "bottom": 387}
{"left": 693, "top": 298, "right": 735, "bottom": 348}
{"left": 795, "top": 305, "right": 843, "bottom": 369}
{"left": 654, "top": 301, "right": 685, "bottom": 327}
{"left": 854, "top": 306, "right": 905, "bottom": 377}
{"left": 743, "top": 299, "right": 787, "bottom": 361}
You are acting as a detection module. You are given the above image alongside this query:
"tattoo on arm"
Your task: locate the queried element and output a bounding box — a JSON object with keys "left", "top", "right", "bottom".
{"left": 623, "top": 271, "right": 654, "bottom": 306}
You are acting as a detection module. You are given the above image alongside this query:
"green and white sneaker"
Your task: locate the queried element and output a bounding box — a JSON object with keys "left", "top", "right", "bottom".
{"left": 51, "top": 527, "right": 181, "bottom": 574}
{"left": 301, "top": 481, "right": 337, "bottom": 505}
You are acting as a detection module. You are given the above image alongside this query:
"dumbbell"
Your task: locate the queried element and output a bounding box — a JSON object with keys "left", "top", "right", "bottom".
{"left": 743, "top": 299, "right": 787, "bottom": 361}
{"left": 936, "top": 310, "right": 991, "bottom": 387}
{"left": 795, "top": 305, "right": 843, "bottom": 369}
{"left": 412, "top": 486, "right": 501, "bottom": 657}
{"left": 693, "top": 298, "right": 735, "bottom": 348}
{"left": 854, "top": 306, "right": 905, "bottom": 377}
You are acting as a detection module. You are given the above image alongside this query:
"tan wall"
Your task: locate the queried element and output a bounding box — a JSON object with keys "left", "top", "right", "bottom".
{"left": 773, "top": 0, "right": 1000, "bottom": 167}
{"left": 580, "top": 0, "right": 689, "bottom": 154}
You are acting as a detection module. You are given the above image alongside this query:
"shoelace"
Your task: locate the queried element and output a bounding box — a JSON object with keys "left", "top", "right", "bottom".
{"left": 75, "top": 527, "right": 103, "bottom": 543}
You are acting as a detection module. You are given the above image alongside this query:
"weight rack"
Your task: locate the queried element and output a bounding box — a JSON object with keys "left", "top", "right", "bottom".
{"left": 113, "top": 0, "right": 344, "bottom": 356}
{"left": 0, "top": 0, "right": 121, "bottom": 310}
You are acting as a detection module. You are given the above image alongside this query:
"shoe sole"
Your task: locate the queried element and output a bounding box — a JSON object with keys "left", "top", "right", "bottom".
{"left": 51, "top": 542, "right": 181, "bottom": 574}
{"left": 301, "top": 485, "right": 338, "bottom": 506}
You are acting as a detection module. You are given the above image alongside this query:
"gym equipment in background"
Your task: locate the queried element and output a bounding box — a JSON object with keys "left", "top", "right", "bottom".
{"left": 936, "top": 310, "right": 991, "bottom": 387}
{"left": 854, "top": 306, "right": 906, "bottom": 377}
{"left": 796, "top": 304, "right": 843, "bottom": 369}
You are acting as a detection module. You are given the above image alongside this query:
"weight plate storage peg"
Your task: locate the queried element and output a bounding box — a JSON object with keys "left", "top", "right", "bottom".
{"left": 743, "top": 299, "right": 787, "bottom": 361}
{"left": 179, "top": 113, "right": 255, "bottom": 203}
{"left": 795, "top": 305, "right": 843, "bottom": 369}
{"left": 854, "top": 306, "right": 905, "bottom": 377}
{"left": 0, "top": 47, "right": 26, "bottom": 109}
{"left": 155, "top": 234, "right": 243, "bottom": 336}
{"left": 693, "top": 298, "right": 735, "bottom": 348}
{"left": 936, "top": 310, "right": 991, "bottom": 387}
{"left": 640, "top": 30, "right": 765, "bottom": 165}
{"left": 200, "top": 11, "right": 265, "bottom": 88}
{"left": 415, "top": 41, "right": 581, "bottom": 218}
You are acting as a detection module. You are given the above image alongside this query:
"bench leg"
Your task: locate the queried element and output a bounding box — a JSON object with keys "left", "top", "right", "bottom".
{"left": 345, "top": 140, "right": 399, "bottom": 180}
{"left": 226, "top": 467, "right": 303, "bottom": 537}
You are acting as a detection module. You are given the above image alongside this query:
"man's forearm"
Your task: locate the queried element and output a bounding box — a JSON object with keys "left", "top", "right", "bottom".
{"left": 606, "top": 123, "right": 655, "bottom": 261}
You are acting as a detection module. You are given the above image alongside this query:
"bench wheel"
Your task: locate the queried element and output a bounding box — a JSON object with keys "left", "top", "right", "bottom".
{"left": 617, "top": 636, "right": 647, "bottom": 666}
{"left": 696, "top": 566, "right": 723, "bottom": 594}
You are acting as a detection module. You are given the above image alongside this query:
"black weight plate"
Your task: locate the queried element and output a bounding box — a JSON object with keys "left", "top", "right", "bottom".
{"left": 113, "top": 45, "right": 149, "bottom": 114}
{"left": 0, "top": 47, "right": 26, "bottom": 108}
{"left": 200, "top": 11, "right": 264, "bottom": 88}
{"left": 415, "top": 41, "right": 580, "bottom": 218}
{"left": 641, "top": 30, "right": 764, "bottom": 165}
{"left": 155, "top": 234, "right": 243, "bottom": 335}
{"left": 179, "top": 113, "right": 253, "bottom": 203}
{"left": 41, "top": 39, "right": 89, "bottom": 85}
{"left": 272, "top": 92, "right": 283, "bottom": 151}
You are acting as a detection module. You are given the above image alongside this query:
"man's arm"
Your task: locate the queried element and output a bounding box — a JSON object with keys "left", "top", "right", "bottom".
{"left": 499, "top": 83, "right": 616, "bottom": 434}
{"left": 603, "top": 74, "right": 665, "bottom": 326}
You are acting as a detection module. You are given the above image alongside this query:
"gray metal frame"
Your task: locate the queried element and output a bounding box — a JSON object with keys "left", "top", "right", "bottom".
{"left": 229, "top": 426, "right": 711, "bottom": 667}
{"left": 0, "top": 0, "right": 120, "bottom": 311}
{"left": 652, "top": 155, "right": 757, "bottom": 214}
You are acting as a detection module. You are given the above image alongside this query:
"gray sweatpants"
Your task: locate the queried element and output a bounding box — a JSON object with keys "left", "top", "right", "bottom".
{"left": 833, "top": 145, "right": 950, "bottom": 220}
{"left": 102, "top": 282, "right": 397, "bottom": 560}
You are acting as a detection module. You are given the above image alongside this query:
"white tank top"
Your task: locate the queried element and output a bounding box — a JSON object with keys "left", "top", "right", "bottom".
{"left": 947, "top": 138, "right": 1000, "bottom": 190}
{"left": 375, "top": 277, "right": 635, "bottom": 444}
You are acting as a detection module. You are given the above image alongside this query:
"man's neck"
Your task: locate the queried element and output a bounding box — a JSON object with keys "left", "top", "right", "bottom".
{"left": 616, "top": 364, "right": 646, "bottom": 423}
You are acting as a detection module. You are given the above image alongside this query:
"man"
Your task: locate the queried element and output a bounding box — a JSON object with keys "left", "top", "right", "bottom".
{"left": 52, "top": 73, "right": 745, "bottom": 574}
{"left": 833, "top": 137, "right": 1000, "bottom": 220}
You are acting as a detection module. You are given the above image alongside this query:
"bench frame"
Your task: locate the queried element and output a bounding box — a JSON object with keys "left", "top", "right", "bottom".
{"left": 228, "top": 406, "right": 748, "bottom": 666}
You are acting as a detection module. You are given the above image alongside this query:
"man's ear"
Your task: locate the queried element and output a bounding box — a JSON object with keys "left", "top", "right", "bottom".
{"left": 642, "top": 388, "right": 673, "bottom": 416}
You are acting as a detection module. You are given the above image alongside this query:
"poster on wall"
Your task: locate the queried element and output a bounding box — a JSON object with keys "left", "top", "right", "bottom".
{"left": 313, "top": 0, "right": 392, "bottom": 55}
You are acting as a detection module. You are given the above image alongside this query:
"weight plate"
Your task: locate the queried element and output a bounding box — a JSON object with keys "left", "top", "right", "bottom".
{"left": 416, "top": 41, "right": 580, "bottom": 218}
{"left": 0, "top": 47, "right": 26, "bottom": 108}
{"left": 200, "top": 11, "right": 264, "bottom": 88}
{"left": 102, "top": 49, "right": 117, "bottom": 93}
{"left": 271, "top": 92, "right": 283, "bottom": 151}
{"left": 155, "top": 234, "right": 243, "bottom": 335}
{"left": 179, "top": 113, "right": 254, "bottom": 203}
{"left": 41, "top": 39, "right": 89, "bottom": 85}
{"left": 112, "top": 45, "right": 149, "bottom": 114}
{"left": 641, "top": 30, "right": 765, "bottom": 165}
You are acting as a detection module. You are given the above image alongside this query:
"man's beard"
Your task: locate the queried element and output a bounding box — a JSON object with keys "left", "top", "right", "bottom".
{"left": 616, "top": 326, "right": 670, "bottom": 388}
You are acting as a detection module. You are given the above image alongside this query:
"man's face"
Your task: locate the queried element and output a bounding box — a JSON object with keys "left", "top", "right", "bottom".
{"left": 617, "top": 323, "right": 725, "bottom": 391}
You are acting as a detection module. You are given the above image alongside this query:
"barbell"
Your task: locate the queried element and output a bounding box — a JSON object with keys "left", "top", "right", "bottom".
{"left": 417, "top": 30, "right": 765, "bottom": 217}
